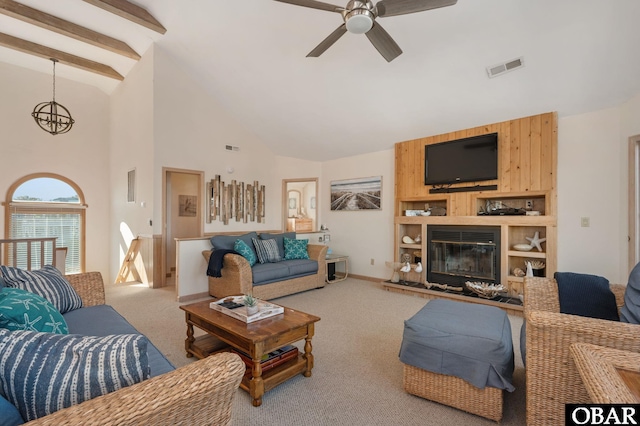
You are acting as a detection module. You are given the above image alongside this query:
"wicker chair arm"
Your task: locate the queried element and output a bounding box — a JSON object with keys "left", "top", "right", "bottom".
{"left": 203, "top": 250, "right": 254, "bottom": 297}
{"left": 306, "top": 244, "right": 328, "bottom": 261}
{"left": 64, "top": 272, "right": 106, "bottom": 307}
{"left": 25, "top": 352, "right": 245, "bottom": 426}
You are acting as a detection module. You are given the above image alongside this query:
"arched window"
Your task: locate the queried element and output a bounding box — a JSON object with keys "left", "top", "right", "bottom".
{"left": 5, "top": 174, "right": 86, "bottom": 273}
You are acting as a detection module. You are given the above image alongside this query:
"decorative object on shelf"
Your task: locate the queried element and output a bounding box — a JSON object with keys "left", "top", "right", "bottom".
{"left": 414, "top": 262, "right": 422, "bottom": 273}
{"left": 527, "top": 260, "right": 546, "bottom": 277}
{"left": 525, "top": 231, "right": 546, "bottom": 252}
{"left": 242, "top": 294, "right": 259, "bottom": 315}
{"left": 402, "top": 235, "right": 415, "bottom": 244}
{"left": 330, "top": 176, "right": 381, "bottom": 211}
{"left": 426, "top": 282, "right": 463, "bottom": 292}
{"left": 413, "top": 250, "right": 422, "bottom": 261}
{"left": 400, "top": 262, "right": 411, "bottom": 283}
{"left": 513, "top": 243, "right": 533, "bottom": 252}
{"left": 206, "top": 175, "right": 265, "bottom": 225}
{"left": 414, "top": 235, "right": 421, "bottom": 243}
{"left": 400, "top": 253, "right": 412, "bottom": 264}
{"left": 525, "top": 261, "right": 534, "bottom": 277}
{"left": 32, "top": 59, "right": 75, "bottom": 135}
{"left": 465, "top": 281, "right": 505, "bottom": 299}
{"left": 513, "top": 267, "right": 525, "bottom": 277}
{"left": 429, "top": 206, "right": 447, "bottom": 216}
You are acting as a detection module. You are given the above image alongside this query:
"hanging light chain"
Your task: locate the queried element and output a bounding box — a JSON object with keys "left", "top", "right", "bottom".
{"left": 51, "top": 58, "right": 57, "bottom": 102}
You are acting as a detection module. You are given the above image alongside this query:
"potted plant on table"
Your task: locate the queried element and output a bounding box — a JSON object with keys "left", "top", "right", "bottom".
{"left": 243, "top": 294, "right": 259, "bottom": 315}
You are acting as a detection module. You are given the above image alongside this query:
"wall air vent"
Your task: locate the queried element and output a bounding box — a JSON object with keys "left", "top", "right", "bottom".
{"left": 225, "top": 145, "right": 240, "bottom": 151}
{"left": 486, "top": 57, "right": 524, "bottom": 78}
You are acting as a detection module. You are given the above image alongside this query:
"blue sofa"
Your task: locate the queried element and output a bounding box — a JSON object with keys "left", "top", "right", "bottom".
{"left": 203, "top": 231, "right": 328, "bottom": 300}
{"left": 0, "top": 271, "right": 244, "bottom": 425}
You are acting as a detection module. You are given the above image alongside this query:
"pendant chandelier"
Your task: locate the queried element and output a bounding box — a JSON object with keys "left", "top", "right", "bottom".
{"left": 31, "top": 58, "right": 75, "bottom": 135}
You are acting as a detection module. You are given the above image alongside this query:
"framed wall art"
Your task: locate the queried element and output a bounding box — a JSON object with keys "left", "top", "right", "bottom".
{"left": 330, "top": 176, "right": 382, "bottom": 211}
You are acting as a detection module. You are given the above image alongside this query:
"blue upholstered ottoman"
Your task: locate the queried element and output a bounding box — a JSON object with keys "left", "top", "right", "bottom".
{"left": 399, "top": 299, "right": 515, "bottom": 422}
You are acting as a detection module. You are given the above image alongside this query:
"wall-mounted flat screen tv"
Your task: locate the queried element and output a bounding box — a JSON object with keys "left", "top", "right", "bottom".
{"left": 424, "top": 133, "right": 499, "bottom": 185}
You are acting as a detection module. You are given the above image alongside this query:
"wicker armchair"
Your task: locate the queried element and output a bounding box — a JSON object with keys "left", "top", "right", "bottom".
{"left": 21, "top": 272, "right": 246, "bottom": 426}
{"left": 523, "top": 276, "right": 638, "bottom": 426}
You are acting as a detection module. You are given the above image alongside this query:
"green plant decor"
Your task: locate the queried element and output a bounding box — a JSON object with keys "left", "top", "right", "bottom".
{"left": 242, "top": 294, "right": 258, "bottom": 307}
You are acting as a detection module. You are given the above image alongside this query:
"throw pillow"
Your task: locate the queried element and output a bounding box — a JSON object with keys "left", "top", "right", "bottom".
{"left": 0, "top": 329, "right": 150, "bottom": 422}
{"left": 284, "top": 237, "right": 310, "bottom": 260}
{"left": 234, "top": 239, "right": 257, "bottom": 266}
{"left": 555, "top": 272, "right": 619, "bottom": 321}
{"left": 0, "top": 394, "right": 23, "bottom": 426}
{"left": 621, "top": 261, "right": 640, "bottom": 324}
{"left": 0, "top": 288, "right": 68, "bottom": 334}
{"left": 260, "top": 232, "right": 296, "bottom": 260}
{"left": 0, "top": 265, "right": 82, "bottom": 314}
{"left": 0, "top": 275, "right": 6, "bottom": 288}
{"left": 252, "top": 238, "right": 282, "bottom": 264}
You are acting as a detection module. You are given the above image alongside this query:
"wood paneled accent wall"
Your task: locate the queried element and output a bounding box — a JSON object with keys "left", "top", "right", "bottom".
{"left": 395, "top": 112, "right": 557, "bottom": 216}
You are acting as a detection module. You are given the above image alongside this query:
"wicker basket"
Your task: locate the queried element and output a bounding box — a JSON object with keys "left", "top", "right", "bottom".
{"left": 403, "top": 364, "right": 503, "bottom": 422}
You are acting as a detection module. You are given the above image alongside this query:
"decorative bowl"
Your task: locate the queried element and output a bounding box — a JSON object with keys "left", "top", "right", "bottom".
{"left": 513, "top": 244, "right": 533, "bottom": 251}
{"left": 465, "top": 281, "right": 505, "bottom": 299}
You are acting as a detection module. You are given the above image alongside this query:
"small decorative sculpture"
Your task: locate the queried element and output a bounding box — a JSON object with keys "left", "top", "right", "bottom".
{"left": 525, "top": 261, "right": 534, "bottom": 277}
{"left": 400, "top": 262, "right": 411, "bottom": 283}
{"left": 414, "top": 262, "right": 423, "bottom": 273}
{"left": 525, "top": 231, "right": 546, "bottom": 252}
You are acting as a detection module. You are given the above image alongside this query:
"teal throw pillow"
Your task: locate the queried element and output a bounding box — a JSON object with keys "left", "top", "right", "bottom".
{"left": 284, "top": 237, "right": 310, "bottom": 260}
{"left": 0, "top": 329, "right": 150, "bottom": 422}
{"left": 234, "top": 239, "right": 257, "bottom": 266}
{"left": 0, "top": 287, "right": 68, "bottom": 334}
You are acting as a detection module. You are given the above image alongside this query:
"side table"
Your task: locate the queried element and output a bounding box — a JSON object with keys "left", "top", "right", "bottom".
{"left": 570, "top": 342, "right": 640, "bottom": 403}
{"left": 325, "top": 253, "right": 349, "bottom": 283}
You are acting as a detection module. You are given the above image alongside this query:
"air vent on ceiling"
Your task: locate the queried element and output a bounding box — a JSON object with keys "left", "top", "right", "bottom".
{"left": 486, "top": 57, "right": 524, "bottom": 78}
{"left": 225, "top": 145, "right": 240, "bottom": 151}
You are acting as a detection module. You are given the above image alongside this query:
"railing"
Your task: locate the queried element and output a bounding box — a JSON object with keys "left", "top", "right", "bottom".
{"left": 0, "top": 237, "right": 57, "bottom": 271}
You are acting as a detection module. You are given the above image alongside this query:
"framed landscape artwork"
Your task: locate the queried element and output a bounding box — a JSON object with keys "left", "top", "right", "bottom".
{"left": 330, "top": 176, "right": 382, "bottom": 211}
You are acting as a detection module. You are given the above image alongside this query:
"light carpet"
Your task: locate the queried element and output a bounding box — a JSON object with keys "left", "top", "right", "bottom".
{"left": 106, "top": 278, "right": 525, "bottom": 425}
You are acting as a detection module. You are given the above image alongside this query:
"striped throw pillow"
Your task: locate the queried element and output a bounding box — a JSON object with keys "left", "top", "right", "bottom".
{"left": 0, "top": 329, "right": 149, "bottom": 422}
{"left": 252, "top": 238, "right": 282, "bottom": 264}
{"left": 0, "top": 265, "right": 82, "bottom": 314}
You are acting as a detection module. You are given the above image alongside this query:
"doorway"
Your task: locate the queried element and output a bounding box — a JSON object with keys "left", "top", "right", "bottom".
{"left": 282, "top": 178, "right": 318, "bottom": 232}
{"left": 163, "top": 168, "right": 204, "bottom": 285}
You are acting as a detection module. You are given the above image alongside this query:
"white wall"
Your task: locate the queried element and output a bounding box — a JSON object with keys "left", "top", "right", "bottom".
{"left": 151, "top": 46, "right": 321, "bottom": 236}
{"left": 321, "top": 150, "right": 395, "bottom": 279}
{"left": 0, "top": 62, "right": 111, "bottom": 278}
{"left": 557, "top": 109, "right": 623, "bottom": 281}
{"left": 109, "top": 47, "right": 155, "bottom": 282}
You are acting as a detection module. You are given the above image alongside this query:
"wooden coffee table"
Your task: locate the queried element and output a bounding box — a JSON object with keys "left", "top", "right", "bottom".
{"left": 180, "top": 299, "right": 320, "bottom": 406}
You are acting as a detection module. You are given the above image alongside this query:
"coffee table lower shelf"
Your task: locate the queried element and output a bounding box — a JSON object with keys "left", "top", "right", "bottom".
{"left": 187, "top": 334, "right": 310, "bottom": 405}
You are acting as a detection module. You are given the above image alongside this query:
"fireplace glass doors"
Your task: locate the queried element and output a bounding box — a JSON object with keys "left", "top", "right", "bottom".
{"left": 427, "top": 226, "right": 501, "bottom": 287}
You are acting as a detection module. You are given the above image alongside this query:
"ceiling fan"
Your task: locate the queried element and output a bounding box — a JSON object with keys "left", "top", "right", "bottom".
{"left": 274, "top": 0, "right": 457, "bottom": 62}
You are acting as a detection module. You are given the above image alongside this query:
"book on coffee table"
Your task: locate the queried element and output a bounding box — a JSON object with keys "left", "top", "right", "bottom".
{"left": 232, "top": 345, "right": 299, "bottom": 374}
{"left": 209, "top": 296, "right": 284, "bottom": 323}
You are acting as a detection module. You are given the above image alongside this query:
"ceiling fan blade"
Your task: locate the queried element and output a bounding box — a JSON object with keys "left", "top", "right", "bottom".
{"left": 273, "top": 0, "right": 344, "bottom": 13}
{"left": 365, "top": 22, "right": 402, "bottom": 62}
{"left": 376, "top": 0, "right": 457, "bottom": 17}
{"left": 307, "top": 24, "right": 347, "bottom": 57}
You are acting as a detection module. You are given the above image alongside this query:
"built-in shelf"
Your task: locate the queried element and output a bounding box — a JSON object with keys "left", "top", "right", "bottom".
{"left": 507, "top": 250, "right": 546, "bottom": 258}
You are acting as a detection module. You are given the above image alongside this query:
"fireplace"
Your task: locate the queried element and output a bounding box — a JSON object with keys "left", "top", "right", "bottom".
{"left": 427, "top": 225, "right": 501, "bottom": 287}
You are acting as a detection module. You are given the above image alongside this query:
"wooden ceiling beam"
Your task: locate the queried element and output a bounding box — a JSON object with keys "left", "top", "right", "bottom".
{"left": 0, "top": 32, "right": 124, "bottom": 80}
{"left": 82, "top": 0, "right": 166, "bottom": 34}
{"left": 0, "top": 0, "right": 140, "bottom": 60}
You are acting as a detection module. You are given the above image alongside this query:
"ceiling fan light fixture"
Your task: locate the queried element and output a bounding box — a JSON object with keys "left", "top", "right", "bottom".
{"left": 345, "top": 10, "right": 374, "bottom": 34}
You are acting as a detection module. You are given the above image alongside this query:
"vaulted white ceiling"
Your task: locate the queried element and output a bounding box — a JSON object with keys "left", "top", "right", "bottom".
{"left": 2, "top": 0, "right": 640, "bottom": 161}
